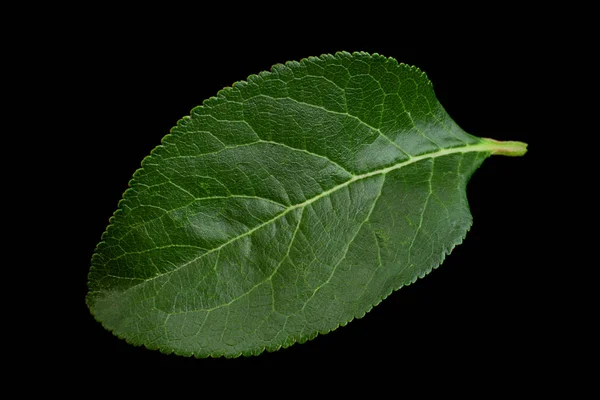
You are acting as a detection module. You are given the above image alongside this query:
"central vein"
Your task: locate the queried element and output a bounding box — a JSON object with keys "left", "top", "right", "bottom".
{"left": 125, "top": 140, "right": 495, "bottom": 292}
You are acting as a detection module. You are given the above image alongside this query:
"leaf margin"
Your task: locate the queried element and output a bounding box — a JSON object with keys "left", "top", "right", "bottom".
{"left": 86, "top": 51, "right": 527, "bottom": 358}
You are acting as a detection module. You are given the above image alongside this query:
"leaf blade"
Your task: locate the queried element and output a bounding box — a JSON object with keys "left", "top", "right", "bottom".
{"left": 87, "top": 52, "right": 526, "bottom": 357}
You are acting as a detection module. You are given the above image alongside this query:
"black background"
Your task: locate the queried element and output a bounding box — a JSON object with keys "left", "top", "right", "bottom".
{"left": 53, "top": 10, "right": 558, "bottom": 372}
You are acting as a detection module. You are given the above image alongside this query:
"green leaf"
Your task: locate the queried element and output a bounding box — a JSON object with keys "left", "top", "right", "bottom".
{"left": 87, "top": 51, "right": 527, "bottom": 358}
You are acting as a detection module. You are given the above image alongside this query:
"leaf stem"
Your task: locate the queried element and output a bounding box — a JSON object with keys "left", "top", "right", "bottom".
{"left": 481, "top": 138, "right": 528, "bottom": 157}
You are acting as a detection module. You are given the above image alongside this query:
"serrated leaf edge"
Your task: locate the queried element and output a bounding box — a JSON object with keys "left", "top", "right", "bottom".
{"left": 86, "top": 51, "right": 486, "bottom": 359}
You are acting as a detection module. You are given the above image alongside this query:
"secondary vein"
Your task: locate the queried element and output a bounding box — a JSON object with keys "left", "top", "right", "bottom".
{"left": 110, "top": 141, "right": 495, "bottom": 298}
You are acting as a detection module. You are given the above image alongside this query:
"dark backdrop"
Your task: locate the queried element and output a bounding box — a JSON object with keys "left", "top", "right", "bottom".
{"left": 60, "top": 12, "right": 551, "bottom": 371}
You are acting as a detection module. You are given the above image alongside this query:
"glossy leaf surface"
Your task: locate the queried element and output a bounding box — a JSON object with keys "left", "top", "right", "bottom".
{"left": 87, "top": 52, "right": 527, "bottom": 357}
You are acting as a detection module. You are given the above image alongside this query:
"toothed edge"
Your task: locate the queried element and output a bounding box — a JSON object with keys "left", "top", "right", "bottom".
{"left": 87, "top": 51, "right": 432, "bottom": 294}
{"left": 86, "top": 52, "right": 458, "bottom": 357}
{"left": 87, "top": 217, "right": 474, "bottom": 359}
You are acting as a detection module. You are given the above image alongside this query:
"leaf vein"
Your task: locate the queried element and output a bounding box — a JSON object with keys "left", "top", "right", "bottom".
{"left": 299, "top": 174, "right": 386, "bottom": 313}
{"left": 109, "top": 143, "right": 493, "bottom": 302}
{"left": 406, "top": 159, "right": 435, "bottom": 268}
{"left": 250, "top": 93, "right": 411, "bottom": 158}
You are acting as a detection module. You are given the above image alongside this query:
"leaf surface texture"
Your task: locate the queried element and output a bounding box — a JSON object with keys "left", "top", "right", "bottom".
{"left": 87, "top": 52, "right": 523, "bottom": 357}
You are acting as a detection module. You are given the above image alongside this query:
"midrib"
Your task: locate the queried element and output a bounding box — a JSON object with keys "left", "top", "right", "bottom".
{"left": 116, "top": 141, "right": 495, "bottom": 293}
